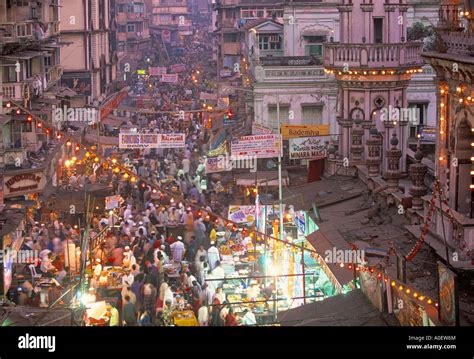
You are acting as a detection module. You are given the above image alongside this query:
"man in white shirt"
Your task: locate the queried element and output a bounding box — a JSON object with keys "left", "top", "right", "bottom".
{"left": 207, "top": 243, "right": 220, "bottom": 271}
{"left": 211, "top": 261, "right": 225, "bottom": 287}
{"left": 170, "top": 237, "right": 185, "bottom": 261}
{"left": 241, "top": 309, "right": 257, "bottom": 326}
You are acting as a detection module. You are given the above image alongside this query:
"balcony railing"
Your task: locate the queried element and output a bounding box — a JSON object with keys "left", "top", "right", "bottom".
{"left": 2, "top": 83, "right": 23, "bottom": 100}
{"left": 323, "top": 42, "right": 424, "bottom": 69}
{"left": 0, "top": 20, "right": 60, "bottom": 42}
{"left": 0, "top": 21, "right": 34, "bottom": 42}
{"left": 441, "top": 30, "right": 474, "bottom": 56}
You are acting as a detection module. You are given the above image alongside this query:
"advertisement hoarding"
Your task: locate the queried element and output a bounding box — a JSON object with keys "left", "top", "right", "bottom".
{"left": 289, "top": 136, "right": 329, "bottom": 160}
{"left": 231, "top": 134, "right": 282, "bottom": 159}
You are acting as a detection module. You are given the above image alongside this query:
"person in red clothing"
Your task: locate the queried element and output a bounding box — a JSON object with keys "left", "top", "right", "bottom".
{"left": 224, "top": 307, "right": 238, "bottom": 326}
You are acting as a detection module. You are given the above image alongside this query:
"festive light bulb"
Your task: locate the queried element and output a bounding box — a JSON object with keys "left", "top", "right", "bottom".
{"left": 391, "top": 281, "right": 396, "bottom": 287}
{"left": 398, "top": 285, "right": 404, "bottom": 291}
{"left": 406, "top": 288, "right": 411, "bottom": 294}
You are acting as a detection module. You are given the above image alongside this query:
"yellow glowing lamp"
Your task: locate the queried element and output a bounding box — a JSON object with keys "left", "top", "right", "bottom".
{"left": 94, "top": 157, "right": 99, "bottom": 163}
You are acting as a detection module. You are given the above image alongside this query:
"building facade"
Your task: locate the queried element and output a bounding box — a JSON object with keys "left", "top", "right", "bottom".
{"left": 60, "top": 0, "right": 117, "bottom": 106}
{"left": 423, "top": 0, "right": 474, "bottom": 265}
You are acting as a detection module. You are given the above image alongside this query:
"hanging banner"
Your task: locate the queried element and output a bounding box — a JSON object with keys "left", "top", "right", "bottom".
{"left": 231, "top": 134, "right": 282, "bottom": 159}
{"left": 252, "top": 123, "right": 273, "bottom": 135}
{"left": 161, "top": 74, "right": 179, "bottom": 83}
{"left": 157, "top": 133, "right": 186, "bottom": 149}
{"left": 438, "top": 261, "right": 459, "bottom": 326}
{"left": 281, "top": 124, "right": 330, "bottom": 139}
{"left": 289, "top": 136, "right": 329, "bottom": 160}
{"left": 228, "top": 205, "right": 286, "bottom": 224}
{"left": 419, "top": 126, "right": 437, "bottom": 142}
{"left": 294, "top": 211, "right": 305, "bottom": 235}
{"left": 171, "top": 64, "right": 186, "bottom": 73}
{"left": 205, "top": 156, "right": 227, "bottom": 173}
{"left": 105, "top": 195, "right": 122, "bottom": 210}
{"left": 149, "top": 67, "right": 167, "bottom": 76}
{"left": 119, "top": 133, "right": 160, "bottom": 149}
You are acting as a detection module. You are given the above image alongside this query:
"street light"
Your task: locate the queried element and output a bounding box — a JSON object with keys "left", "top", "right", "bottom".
{"left": 220, "top": 85, "right": 285, "bottom": 243}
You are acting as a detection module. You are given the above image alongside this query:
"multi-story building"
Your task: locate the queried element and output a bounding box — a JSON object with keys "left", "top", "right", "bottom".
{"left": 60, "top": 0, "right": 117, "bottom": 106}
{"left": 242, "top": 2, "right": 339, "bottom": 136}
{"left": 212, "top": 0, "right": 283, "bottom": 77}
{"left": 422, "top": 0, "right": 474, "bottom": 266}
{"left": 0, "top": 0, "right": 66, "bottom": 206}
{"left": 150, "top": 0, "right": 193, "bottom": 43}
{"left": 115, "top": 0, "right": 151, "bottom": 56}
{"left": 323, "top": 0, "right": 425, "bottom": 176}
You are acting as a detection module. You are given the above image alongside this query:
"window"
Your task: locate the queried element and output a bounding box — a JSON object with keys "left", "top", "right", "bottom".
{"left": 259, "top": 35, "right": 281, "bottom": 50}
{"left": 117, "top": 4, "right": 125, "bottom": 12}
{"left": 374, "top": 18, "right": 383, "bottom": 43}
{"left": 2, "top": 64, "right": 20, "bottom": 83}
{"left": 302, "top": 105, "right": 323, "bottom": 125}
{"left": 268, "top": 105, "right": 290, "bottom": 129}
{"left": 11, "top": 122, "right": 22, "bottom": 149}
{"left": 118, "top": 25, "right": 126, "bottom": 32}
{"left": 304, "top": 35, "right": 326, "bottom": 57}
{"left": 224, "top": 33, "right": 238, "bottom": 43}
{"left": 23, "top": 122, "right": 32, "bottom": 133}
{"left": 408, "top": 102, "right": 428, "bottom": 138}
{"left": 127, "top": 23, "right": 135, "bottom": 32}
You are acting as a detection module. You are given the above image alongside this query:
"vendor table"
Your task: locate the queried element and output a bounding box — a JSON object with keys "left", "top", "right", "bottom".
{"left": 173, "top": 310, "right": 198, "bottom": 326}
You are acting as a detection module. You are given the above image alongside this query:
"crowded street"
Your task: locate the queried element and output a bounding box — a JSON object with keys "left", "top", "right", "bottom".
{"left": 1, "top": 0, "right": 473, "bottom": 347}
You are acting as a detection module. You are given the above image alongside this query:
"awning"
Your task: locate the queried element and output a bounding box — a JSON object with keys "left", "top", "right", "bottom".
{"left": 85, "top": 133, "right": 119, "bottom": 146}
{"left": 235, "top": 170, "right": 289, "bottom": 187}
{"left": 301, "top": 28, "right": 330, "bottom": 37}
{"left": 278, "top": 289, "right": 392, "bottom": 326}
{"left": 1, "top": 51, "right": 47, "bottom": 60}
{"left": 102, "top": 115, "right": 128, "bottom": 127}
{"left": 306, "top": 231, "right": 355, "bottom": 289}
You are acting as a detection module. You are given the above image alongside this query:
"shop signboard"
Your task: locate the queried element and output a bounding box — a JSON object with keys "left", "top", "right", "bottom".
{"left": 156, "top": 133, "right": 186, "bottom": 149}
{"left": 419, "top": 126, "right": 437, "bottom": 142}
{"left": 61, "top": 72, "right": 92, "bottom": 96}
{"left": 281, "top": 124, "right": 330, "bottom": 139}
{"left": 252, "top": 123, "right": 273, "bottom": 135}
{"left": 438, "top": 261, "right": 459, "bottom": 326}
{"left": 161, "top": 74, "right": 179, "bottom": 83}
{"left": 171, "top": 64, "right": 186, "bottom": 73}
{"left": 231, "top": 134, "right": 282, "bottom": 159}
{"left": 289, "top": 136, "right": 329, "bottom": 160}
{"left": 105, "top": 195, "right": 122, "bottom": 210}
{"left": 4, "top": 171, "right": 46, "bottom": 198}
{"left": 119, "top": 133, "right": 160, "bottom": 149}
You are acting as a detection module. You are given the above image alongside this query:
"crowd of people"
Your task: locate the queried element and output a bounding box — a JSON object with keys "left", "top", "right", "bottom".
{"left": 84, "top": 24, "right": 259, "bottom": 326}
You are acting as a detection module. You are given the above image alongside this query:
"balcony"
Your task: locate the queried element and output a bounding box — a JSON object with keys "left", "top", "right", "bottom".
{"left": 441, "top": 30, "right": 474, "bottom": 57}
{"left": 2, "top": 82, "right": 23, "bottom": 100}
{"left": 0, "top": 21, "right": 35, "bottom": 42}
{"left": 323, "top": 43, "right": 424, "bottom": 70}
